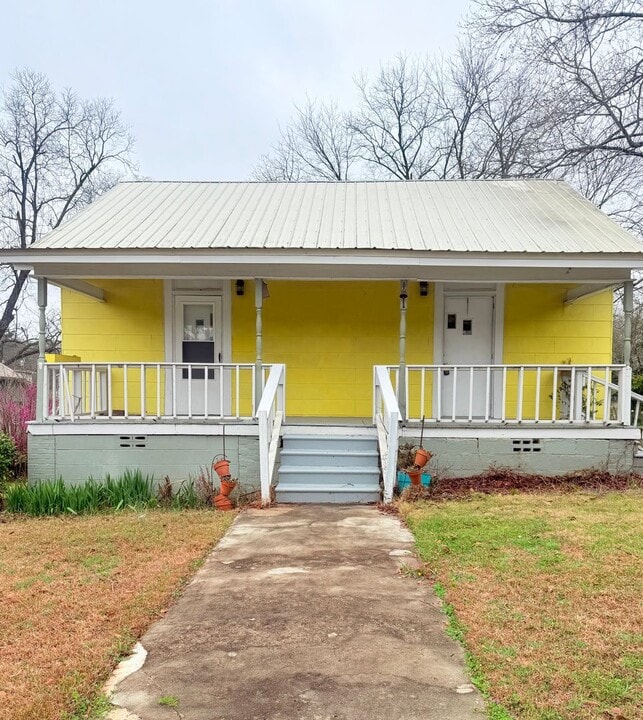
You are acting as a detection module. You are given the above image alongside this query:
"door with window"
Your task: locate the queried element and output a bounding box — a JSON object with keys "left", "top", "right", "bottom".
{"left": 441, "top": 294, "right": 494, "bottom": 419}
{"left": 173, "top": 296, "right": 223, "bottom": 416}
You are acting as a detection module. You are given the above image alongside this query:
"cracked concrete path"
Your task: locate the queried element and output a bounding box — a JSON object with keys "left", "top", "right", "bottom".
{"left": 109, "top": 505, "right": 485, "bottom": 719}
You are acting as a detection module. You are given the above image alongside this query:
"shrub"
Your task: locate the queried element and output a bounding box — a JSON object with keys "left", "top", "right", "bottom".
{"left": 0, "top": 433, "right": 17, "bottom": 481}
{"left": 0, "top": 383, "right": 36, "bottom": 461}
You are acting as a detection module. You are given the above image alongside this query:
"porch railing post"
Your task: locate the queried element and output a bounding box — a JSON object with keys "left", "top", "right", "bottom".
{"left": 398, "top": 280, "right": 408, "bottom": 423}
{"left": 618, "top": 365, "right": 633, "bottom": 425}
{"left": 36, "top": 277, "right": 48, "bottom": 422}
{"left": 623, "top": 279, "right": 633, "bottom": 367}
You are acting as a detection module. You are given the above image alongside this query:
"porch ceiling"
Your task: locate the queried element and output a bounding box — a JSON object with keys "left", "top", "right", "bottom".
{"left": 8, "top": 248, "right": 639, "bottom": 284}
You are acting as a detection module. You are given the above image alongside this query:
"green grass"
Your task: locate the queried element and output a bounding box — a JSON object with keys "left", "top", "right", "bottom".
{"left": 158, "top": 695, "right": 180, "bottom": 707}
{"left": 401, "top": 490, "right": 643, "bottom": 720}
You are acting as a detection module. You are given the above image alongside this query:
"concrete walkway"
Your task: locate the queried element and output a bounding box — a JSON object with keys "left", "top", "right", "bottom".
{"left": 109, "top": 506, "right": 485, "bottom": 719}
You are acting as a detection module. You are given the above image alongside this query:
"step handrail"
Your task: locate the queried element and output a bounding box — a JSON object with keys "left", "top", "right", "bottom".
{"left": 373, "top": 365, "right": 400, "bottom": 503}
{"left": 257, "top": 364, "right": 286, "bottom": 505}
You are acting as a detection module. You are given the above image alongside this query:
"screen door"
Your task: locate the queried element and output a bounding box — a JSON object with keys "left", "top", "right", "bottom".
{"left": 173, "top": 296, "right": 222, "bottom": 416}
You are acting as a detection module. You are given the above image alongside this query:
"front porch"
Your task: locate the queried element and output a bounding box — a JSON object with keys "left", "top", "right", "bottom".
{"left": 29, "top": 358, "right": 642, "bottom": 504}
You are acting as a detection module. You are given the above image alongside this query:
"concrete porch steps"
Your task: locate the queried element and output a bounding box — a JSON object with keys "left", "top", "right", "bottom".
{"left": 276, "top": 433, "right": 381, "bottom": 504}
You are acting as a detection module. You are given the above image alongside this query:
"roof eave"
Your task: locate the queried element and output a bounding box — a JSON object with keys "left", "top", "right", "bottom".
{"left": 5, "top": 247, "right": 641, "bottom": 284}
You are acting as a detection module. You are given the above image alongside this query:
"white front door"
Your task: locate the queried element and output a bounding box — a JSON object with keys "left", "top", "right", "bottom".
{"left": 173, "top": 296, "right": 223, "bottom": 416}
{"left": 441, "top": 294, "right": 494, "bottom": 419}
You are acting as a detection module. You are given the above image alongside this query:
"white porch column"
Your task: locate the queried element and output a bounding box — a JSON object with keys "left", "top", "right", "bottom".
{"left": 254, "top": 278, "right": 264, "bottom": 414}
{"left": 36, "top": 277, "right": 48, "bottom": 422}
{"left": 623, "top": 279, "right": 633, "bottom": 367}
{"left": 621, "top": 279, "right": 634, "bottom": 425}
{"left": 398, "top": 280, "right": 408, "bottom": 422}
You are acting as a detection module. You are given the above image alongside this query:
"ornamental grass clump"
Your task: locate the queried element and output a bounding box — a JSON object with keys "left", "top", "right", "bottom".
{"left": 5, "top": 470, "right": 219, "bottom": 516}
{"left": 5, "top": 471, "right": 157, "bottom": 516}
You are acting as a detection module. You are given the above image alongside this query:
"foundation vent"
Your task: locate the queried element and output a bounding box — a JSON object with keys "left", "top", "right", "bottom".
{"left": 512, "top": 439, "right": 542, "bottom": 453}
{"left": 119, "top": 435, "right": 147, "bottom": 448}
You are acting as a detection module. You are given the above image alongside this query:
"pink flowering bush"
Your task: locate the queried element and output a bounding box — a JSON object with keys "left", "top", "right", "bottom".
{"left": 0, "top": 383, "right": 37, "bottom": 460}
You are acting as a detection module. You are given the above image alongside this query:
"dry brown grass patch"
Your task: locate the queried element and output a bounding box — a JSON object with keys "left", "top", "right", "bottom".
{"left": 0, "top": 509, "right": 235, "bottom": 720}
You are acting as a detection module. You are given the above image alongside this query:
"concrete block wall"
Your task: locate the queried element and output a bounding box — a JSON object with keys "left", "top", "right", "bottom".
{"left": 28, "top": 431, "right": 261, "bottom": 493}
{"left": 400, "top": 433, "right": 637, "bottom": 478}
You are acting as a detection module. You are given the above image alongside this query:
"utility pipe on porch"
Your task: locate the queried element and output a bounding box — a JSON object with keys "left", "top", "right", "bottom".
{"left": 36, "top": 277, "right": 48, "bottom": 422}
{"left": 398, "top": 280, "right": 408, "bottom": 422}
{"left": 623, "top": 279, "right": 633, "bottom": 367}
{"left": 254, "top": 278, "right": 263, "bottom": 413}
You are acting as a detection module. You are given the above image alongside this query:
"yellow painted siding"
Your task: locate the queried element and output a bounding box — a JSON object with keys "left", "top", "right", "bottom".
{"left": 60, "top": 280, "right": 165, "bottom": 413}
{"left": 57, "top": 279, "right": 614, "bottom": 420}
{"left": 503, "top": 284, "right": 613, "bottom": 420}
{"left": 232, "top": 281, "right": 434, "bottom": 417}
{"left": 503, "top": 285, "right": 613, "bottom": 365}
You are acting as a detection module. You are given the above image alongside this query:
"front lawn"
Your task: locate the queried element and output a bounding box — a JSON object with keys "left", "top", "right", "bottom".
{"left": 402, "top": 490, "right": 642, "bottom": 720}
{"left": 0, "top": 510, "right": 235, "bottom": 720}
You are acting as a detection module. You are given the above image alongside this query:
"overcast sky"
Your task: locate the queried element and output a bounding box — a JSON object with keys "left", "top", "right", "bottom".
{"left": 1, "top": 0, "right": 471, "bottom": 180}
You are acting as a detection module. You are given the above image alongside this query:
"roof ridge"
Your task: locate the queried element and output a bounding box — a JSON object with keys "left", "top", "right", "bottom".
{"left": 119, "top": 178, "right": 562, "bottom": 185}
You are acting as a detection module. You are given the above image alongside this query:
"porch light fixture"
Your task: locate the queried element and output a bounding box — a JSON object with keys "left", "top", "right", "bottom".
{"left": 419, "top": 281, "right": 429, "bottom": 297}
{"left": 235, "top": 279, "right": 245, "bottom": 296}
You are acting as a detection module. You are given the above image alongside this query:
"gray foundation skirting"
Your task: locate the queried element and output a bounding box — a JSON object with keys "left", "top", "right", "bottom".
{"left": 28, "top": 425, "right": 638, "bottom": 490}
{"left": 400, "top": 433, "right": 637, "bottom": 477}
{"left": 28, "top": 431, "right": 261, "bottom": 491}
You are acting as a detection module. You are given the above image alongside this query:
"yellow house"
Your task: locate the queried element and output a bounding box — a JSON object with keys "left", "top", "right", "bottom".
{"left": 7, "top": 180, "right": 643, "bottom": 503}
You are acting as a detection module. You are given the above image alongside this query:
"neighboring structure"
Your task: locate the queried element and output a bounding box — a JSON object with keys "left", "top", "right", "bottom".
{"left": 4, "top": 180, "right": 643, "bottom": 503}
{"left": 0, "top": 362, "right": 31, "bottom": 384}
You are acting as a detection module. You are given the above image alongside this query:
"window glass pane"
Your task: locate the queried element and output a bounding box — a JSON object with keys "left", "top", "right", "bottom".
{"left": 183, "top": 304, "right": 214, "bottom": 341}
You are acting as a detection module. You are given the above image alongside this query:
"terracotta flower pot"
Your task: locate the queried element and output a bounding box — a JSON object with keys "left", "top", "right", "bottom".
{"left": 214, "top": 493, "right": 233, "bottom": 511}
{"left": 213, "top": 458, "right": 231, "bottom": 479}
{"left": 414, "top": 448, "right": 431, "bottom": 468}
{"left": 220, "top": 479, "right": 237, "bottom": 497}
{"left": 407, "top": 469, "right": 423, "bottom": 486}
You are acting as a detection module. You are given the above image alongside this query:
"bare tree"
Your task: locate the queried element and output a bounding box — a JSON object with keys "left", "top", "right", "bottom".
{"left": 435, "top": 43, "right": 552, "bottom": 179}
{"left": 0, "top": 69, "right": 133, "bottom": 344}
{"left": 471, "top": 0, "right": 643, "bottom": 164}
{"left": 0, "top": 308, "right": 61, "bottom": 368}
{"left": 253, "top": 100, "right": 354, "bottom": 181}
{"left": 350, "top": 55, "right": 443, "bottom": 180}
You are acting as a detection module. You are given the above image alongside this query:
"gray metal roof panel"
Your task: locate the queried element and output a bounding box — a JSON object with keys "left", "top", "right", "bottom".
{"left": 32, "top": 180, "right": 643, "bottom": 254}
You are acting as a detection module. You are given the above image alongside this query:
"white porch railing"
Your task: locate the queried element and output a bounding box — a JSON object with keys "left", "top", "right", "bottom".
{"left": 373, "top": 365, "right": 400, "bottom": 503}
{"left": 257, "top": 363, "right": 286, "bottom": 506}
{"left": 42, "top": 362, "right": 267, "bottom": 421}
{"left": 383, "top": 364, "right": 634, "bottom": 426}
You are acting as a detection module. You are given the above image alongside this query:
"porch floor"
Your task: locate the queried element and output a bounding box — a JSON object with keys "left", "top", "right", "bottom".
{"left": 285, "top": 416, "right": 373, "bottom": 426}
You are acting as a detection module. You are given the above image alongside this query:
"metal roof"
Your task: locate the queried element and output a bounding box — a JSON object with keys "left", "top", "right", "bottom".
{"left": 32, "top": 180, "right": 643, "bottom": 254}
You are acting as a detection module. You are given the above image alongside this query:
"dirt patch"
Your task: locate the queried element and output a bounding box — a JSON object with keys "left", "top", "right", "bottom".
{"left": 406, "top": 468, "right": 643, "bottom": 500}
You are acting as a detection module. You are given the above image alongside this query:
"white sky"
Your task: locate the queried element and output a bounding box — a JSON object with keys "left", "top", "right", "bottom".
{"left": 1, "top": 0, "right": 471, "bottom": 181}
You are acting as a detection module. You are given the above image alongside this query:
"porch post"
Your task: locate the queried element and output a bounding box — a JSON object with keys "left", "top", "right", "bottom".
{"left": 254, "top": 278, "right": 263, "bottom": 413}
{"left": 398, "top": 280, "right": 408, "bottom": 422}
{"left": 623, "top": 279, "right": 633, "bottom": 367}
{"left": 36, "top": 277, "right": 48, "bottom": 422}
